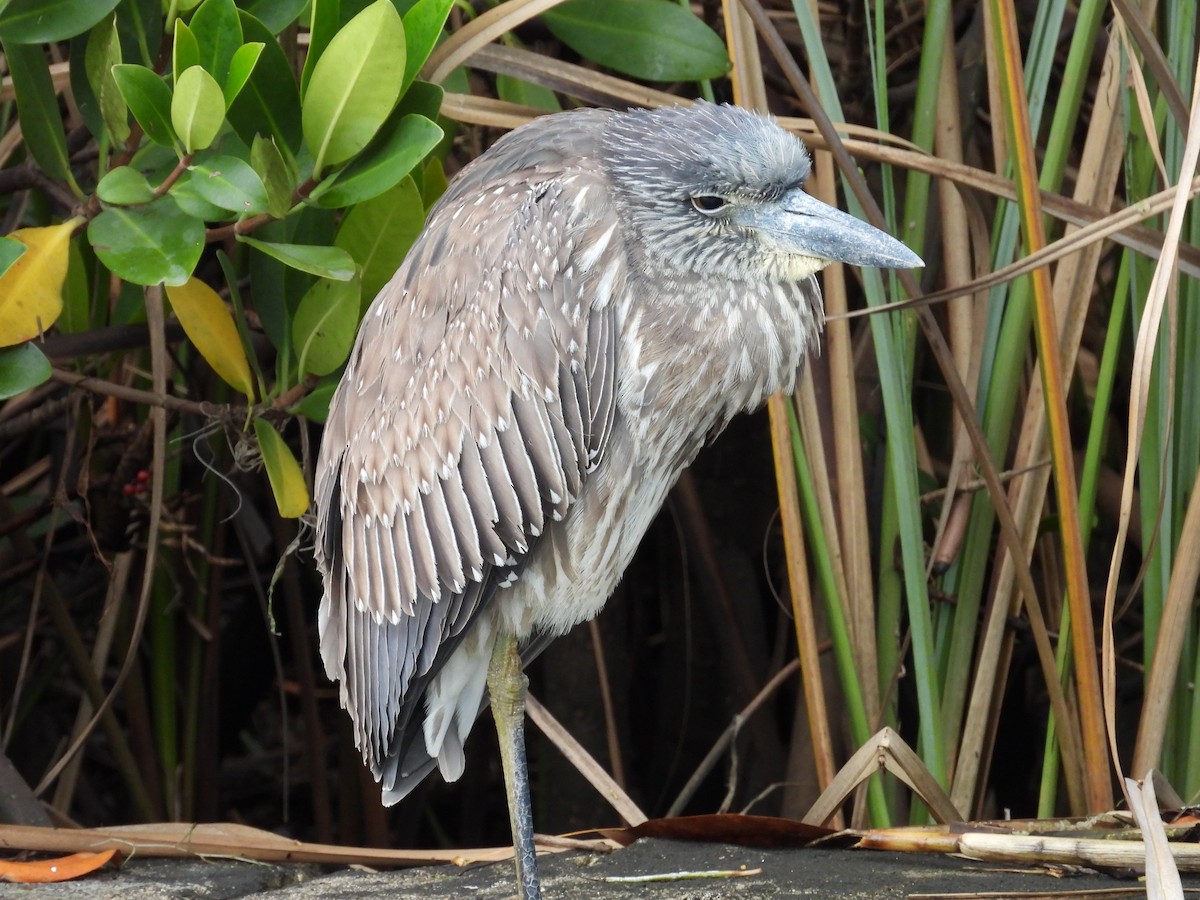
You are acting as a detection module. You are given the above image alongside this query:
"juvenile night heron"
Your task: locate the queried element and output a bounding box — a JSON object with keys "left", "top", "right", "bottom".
{"left": 314, "top": 102, "right": 921, "bottom": 898}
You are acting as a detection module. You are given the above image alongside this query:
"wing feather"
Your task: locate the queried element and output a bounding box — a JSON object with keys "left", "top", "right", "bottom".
{"left": 496, "top": 413, "right": 545, "bottom": 536}
{"left": 404, "top": 492, "right": 439, "bottom": 601}
{"left": 547, "top": 364, "right": 585, "bottom": 498}
{"left": 313, "top": 145, "right": 625, "bottom": 792}
{"left": 512, "top": 393, "right": 569, "bottom": 518}
{"left": 421, "top": 482, "right": 464, "bottom": 594}
{"left": 585, "top": 304, "right": 616, "bottom": 465}
{"left": 478, "top": 432, "right": 527, "bottom": 552}
{"left": 457, "top": 436, "right": 507, "bottom": 565}
{"left": 441, "top": 464, "right": 483, "bottom": 581}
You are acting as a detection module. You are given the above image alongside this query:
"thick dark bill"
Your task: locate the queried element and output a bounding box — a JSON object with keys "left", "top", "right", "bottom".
{"left": 743, "top": 187, "right": 924, "bottom": 270}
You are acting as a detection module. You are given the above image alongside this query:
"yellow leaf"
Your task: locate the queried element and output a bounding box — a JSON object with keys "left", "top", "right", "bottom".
{"left": 165, "top": 277, "right": 255, "bottom": 399}
{"left": 254, "top": 419, "right": 310, "bottom": 518}
{"left": 0, "top": 218, "right": 82, "bottom": 348}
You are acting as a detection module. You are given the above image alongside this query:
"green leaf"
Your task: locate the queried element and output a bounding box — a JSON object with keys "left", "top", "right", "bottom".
{"left": 227, "top": 10, "right": 302, "bottom": 155}
{"left": 4, "top": 42, "right": 73, "bottom": 184}
{"left": 112, "top": 64, "right": 176, "bottom": 147}
{"left": 0, "top": 343, "right": 51, "bottom": 401}
{"left": 88, "top": 197, "right": 205, "bottom": 286}
{"left": 401, "top": 0, "right": 452, "bottom": 93}
{"left": 397, "top": 78, "right": 444, "bottom": 121}
{"left": 421, "top": 155, "right": 447, "bottom": 208}
{"left": 293, "top": 274, "right": 360, "bottom": 376}
{"left": 334, "top": 176, "right": 422, "bottom": 304}
{"left": 189, "top": 0, "right": 241, "bottom": 85}
{"left": 60, "top": 239, "right": 90, "bottom": 334}
{"left": 96, "top": 165, "right": 156, "bottom": 205}
{"left": 300, "top": 0, "right": 341, "bottom": 99}
{"left": 172, "top": 65, "right": 226, "bottom": 153}
{"left": 173, "top": 19, "right": 201, "bottom": 81}
{"left": 290, "top": 379, "right": 336, "bottom": 422}
{"left": 247, "top": 209, "right": 337, "bottom": 353}
{"left": 308, "top": 112, "right": 441, "bottom": 208}
{"left": 253, "top": 418, "right": 310, "bottom": 518}
{"left": 223, "top": 42, "right": 263, "bottom": 108}
{"left": 116, "top": 0, "right": 161, "bottom": 67}
{"left": 243, "top": 0, "right": 308, "bottom": 34}
{"left": 0, "top": 236, "right": 26, "bottom": 279}
{"left": 238, "top": 237, "right": 356, "bottom": 280}
{"left": 170, "top": 171, "right": 231, "bottom": 220}
{"left": 0, "top": 0, "right": 122, "bottom": 43}
{"left": 248, "top": 230, "right": 291, "bottom": 353}
{"left": 542, "top": 0, "right": 731, "bottom": 82}
{"left": 302, "top": 0, "right": 405, "bottom": 176}
{"left": 84, "top": 14, "right": 130, "bottom": 143}
{"left": 497, "top": 73, "right": 562, "bottom": 111}
{"left": 251, "top": 135, "right": 295, "bottom": 218}
{"left": 187, "top": 154, "right": 269, "bottom": 215}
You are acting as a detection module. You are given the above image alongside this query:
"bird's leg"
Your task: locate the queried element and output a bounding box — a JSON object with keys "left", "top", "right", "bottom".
{"left": 487, "top": 630, "right": 542, "bottom": 900}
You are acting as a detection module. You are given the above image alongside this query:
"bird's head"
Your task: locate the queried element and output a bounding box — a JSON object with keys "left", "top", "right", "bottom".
{"left": 600, "top": 103, "right": 923, "bottom": 283}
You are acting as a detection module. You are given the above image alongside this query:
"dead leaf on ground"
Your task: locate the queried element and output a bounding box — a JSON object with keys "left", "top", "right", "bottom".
{"left": 0, "top": 849, "right": 117, "bottom": 883}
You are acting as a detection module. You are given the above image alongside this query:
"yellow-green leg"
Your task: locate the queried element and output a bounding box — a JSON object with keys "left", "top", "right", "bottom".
{"left": 488, "top": 630, "right": 541, "bottom": 900}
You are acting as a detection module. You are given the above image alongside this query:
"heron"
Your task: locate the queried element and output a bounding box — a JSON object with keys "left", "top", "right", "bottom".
{"left": 313, "top": 101, "right": 921, "bottom": 898}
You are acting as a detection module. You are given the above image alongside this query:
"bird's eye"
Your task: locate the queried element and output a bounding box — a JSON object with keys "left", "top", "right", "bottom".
{"left": 690, "top": 195, "right": 728, "bottom": 214}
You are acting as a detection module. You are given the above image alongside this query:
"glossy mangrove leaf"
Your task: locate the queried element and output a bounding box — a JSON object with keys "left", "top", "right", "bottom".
{"left": 238, "top": 237, "right": 356, "bottom": 281}
{"left": 0, "top": 0, "right": 122, "bottom": 43}
{"left": 251, "top": 135, "right": 295, "bottom": 218}
{"left": 165, "top": 276, "right": 255, "bottom": 397}
{"left": 242, "top": 0, "right": 308, "bottom": 34}
{"left": 112, "top": 64, "right": 176, "bottom": 147}
{"left": 542, "top": 0, "right": 731, "bottom": 82}
{"left": 0, "top": 237, "right": 25, "bottom": 278}
{"left": 334, "top": 175, "right": 422, "bottom": 305}
{"left": 115, "top": 0, "right": 161, "bottom": 66}
{"left": 0, "top": 343, "right": 51, "bottom": 400}
{"left": 189, "top": 0, "right": 241, "bottom": 85}
{"left": 308, "top": 112, "right": 441, "bottom": 208}
{"left": 96, "top": 165, "right": 156, "bottom": 205}
{"left": 172, "top": 65, "right": 226, "bottom": 153}
{"left": 59, "top": 240, "right": 89, "bottom": 334}
{"left": 253, "top": 418, "right": 310, "bottom": 518}
{"left": 401, "top": 0, "right": 453, "bottom": 92}
{"left": 293, "top": 273, "right": 360, "bottom": 376}
{"left": 300, "top": 0, "right": 340, "bottom": 99}
{"left": 0, "top": 219, "right": 80, "bottom": 346}
{"left": 497, "top": 73, "right": 561, "bottom": 111}
{"left": 223, "top": 42, "right": 263, "bottom": 108}
{"left": 170, "top": 170, "right": 231, "bottom": 220}
{"left": 187, "top": 154, "right": 269, "bottom": 215}
{"left": 88, "top": 197, "right": 204, "bottom": 286}
{"left": 5, "top": 42, "right": 73, "bottom": 184}
{"left": 173, "top": 19, "right": 200, "bottom": 81}
{"left": 302, "top": 0, "right": 405, "bottom": 176}
{"left": 290, "top": 379, "right": 336, "bottom": 422}
{"left": 84, "top": 14, "right": 129, "bottom": 143}
{"left": 227, "top": 10, "right": 302, "bottom": 155}
{"left": 420, "top": 155, "right": 446, "bottom": 208}
{"left": 399, "top": 79, "right": 444, "bottom": 121}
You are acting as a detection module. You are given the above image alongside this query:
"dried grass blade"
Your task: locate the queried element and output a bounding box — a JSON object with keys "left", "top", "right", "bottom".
{"left": 1125, "top": 776, "right": 1185, "bottom": 899}
{"left": 1103, "top": 40, "right": 1200, "bottom": 805}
